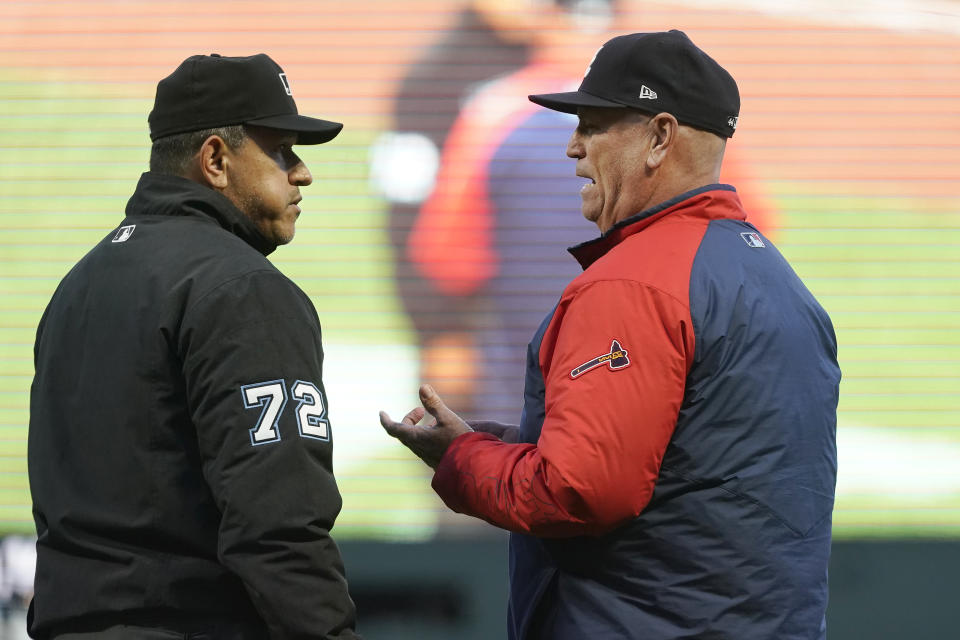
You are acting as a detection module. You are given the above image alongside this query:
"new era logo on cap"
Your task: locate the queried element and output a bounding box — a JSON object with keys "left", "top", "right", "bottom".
{"left": 278, "top": 73, "right": 292, "bottom": 96}
{"left": 639, "top": 85, "right": 658, "bottom": 100}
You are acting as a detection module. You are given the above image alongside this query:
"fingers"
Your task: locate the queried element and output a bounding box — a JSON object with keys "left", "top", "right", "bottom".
{"left": 379, "top": 408, "right": 433, "bottom": 441}
{"left": 379, "top": 407, "right": 429, "bottom": 426}
{"left": 402, "top": 407, "right": 427, "bottom": 426}
{"left": 378, "top": 410, "right": 402, "bottom": 437}
{"left": 380, "top": 389, "right": 473, "bottom": 471}
{"left": 380, "top": 384, "right": 462, "bottom": 446}
{"left": 419, "top": 383, "right": 455, "bottom": 424}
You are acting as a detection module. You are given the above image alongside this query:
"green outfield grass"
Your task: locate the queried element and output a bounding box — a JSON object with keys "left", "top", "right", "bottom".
{"left": 1, "top": 73, "right": 958, "bottom": 539}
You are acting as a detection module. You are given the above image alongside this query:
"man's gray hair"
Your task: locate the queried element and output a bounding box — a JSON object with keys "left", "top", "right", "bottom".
{"left": 149, "top": 125, "right": 247, "bottom": 176}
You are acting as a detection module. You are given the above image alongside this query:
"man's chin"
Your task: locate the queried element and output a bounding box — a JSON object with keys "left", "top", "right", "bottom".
{"left": 582, "top": 208, "right": 602, "bottom": 229}
{"left": 272, "top": 227, "right": 296, "bottom": 246}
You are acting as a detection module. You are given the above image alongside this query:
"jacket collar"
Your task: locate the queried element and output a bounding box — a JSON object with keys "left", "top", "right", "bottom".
{"left": 569, "top": 184, "right": 742, "bottom": 269}
{"left": 125, "top": 172, "right": 276, "bottom": 256}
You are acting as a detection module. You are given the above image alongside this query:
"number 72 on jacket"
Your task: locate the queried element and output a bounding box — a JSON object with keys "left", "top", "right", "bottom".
{"left": 241, "top": 379, "right": 330, "bottom": 446}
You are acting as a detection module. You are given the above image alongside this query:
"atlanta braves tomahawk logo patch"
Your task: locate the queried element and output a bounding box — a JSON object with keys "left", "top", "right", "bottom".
{"left": 570, "top": 339, "right": 631, "bottom": 379}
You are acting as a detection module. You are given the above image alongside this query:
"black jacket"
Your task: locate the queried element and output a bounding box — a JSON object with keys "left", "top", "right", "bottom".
{"left": 28, "top": 173, "right": 359, "bottom": 639}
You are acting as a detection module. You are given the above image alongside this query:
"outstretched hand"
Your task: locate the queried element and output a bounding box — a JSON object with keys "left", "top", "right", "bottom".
{"left": 380, "top": 384, "right": 473, "bottom": 469}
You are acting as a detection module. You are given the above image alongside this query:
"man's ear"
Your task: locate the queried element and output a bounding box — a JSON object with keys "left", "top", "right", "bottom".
{"left": 646, "top": 113, "right": 679, "bottom": 171}
{"left": 196, "top": 135, "right": 231, "bottom": 190}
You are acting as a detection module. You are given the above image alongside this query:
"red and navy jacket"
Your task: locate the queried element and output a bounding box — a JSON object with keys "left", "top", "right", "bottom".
{"left": 433, "top": 185, "right": 840, "bottom": 639}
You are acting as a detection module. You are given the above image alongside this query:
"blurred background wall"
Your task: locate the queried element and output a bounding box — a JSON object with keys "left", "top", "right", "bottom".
{"left": 1, "top": 0, "right": 958, "bottom": 637}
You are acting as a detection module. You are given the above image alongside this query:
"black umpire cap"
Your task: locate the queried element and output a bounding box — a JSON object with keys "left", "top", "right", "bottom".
{"left": 529, "top": 30, "right": 740, "bottom": 138}
{"left": 149, "top": 53, "right": 343, "bottom": 144}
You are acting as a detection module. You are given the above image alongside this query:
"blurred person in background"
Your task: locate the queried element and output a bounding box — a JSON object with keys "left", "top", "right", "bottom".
{"left": 407, "top": 0, "right": 616, "bottom": 423}
{"left": 383, "top": 0, "right": 779, "bottom": 424}
{"left": 28, "top": 54, "right": 360, "bottom": 639}
{"left": 369, "top": 0, "right": 538, "bottom": 418}
{"left": 383, "top": 30, "right": 839, "bottom": 640}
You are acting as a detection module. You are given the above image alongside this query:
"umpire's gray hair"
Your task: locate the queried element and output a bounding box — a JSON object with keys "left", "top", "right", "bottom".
{"left": 149, "top": 125, "right": 247, "bottom": 176}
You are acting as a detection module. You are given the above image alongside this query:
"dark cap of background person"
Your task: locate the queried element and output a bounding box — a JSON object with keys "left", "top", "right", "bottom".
{"left": 529, "top": 30, "right": 740, "bottom": 138}
{"left": 148, "top": 53, "right": 343, "bottom": 144}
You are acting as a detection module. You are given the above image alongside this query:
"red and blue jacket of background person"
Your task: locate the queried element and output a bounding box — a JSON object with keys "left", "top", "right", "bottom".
{"left": 432, "top": 185, "right": 841, "bottom": 640}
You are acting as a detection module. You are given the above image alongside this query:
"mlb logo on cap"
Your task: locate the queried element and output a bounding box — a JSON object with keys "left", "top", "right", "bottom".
{"left": 278, "top": 73, "right": 292, "bottom": 96}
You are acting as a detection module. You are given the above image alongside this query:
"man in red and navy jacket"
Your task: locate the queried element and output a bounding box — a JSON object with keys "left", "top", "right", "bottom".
{"left": 382, "top": 30, "right": 840, "bottom": 640}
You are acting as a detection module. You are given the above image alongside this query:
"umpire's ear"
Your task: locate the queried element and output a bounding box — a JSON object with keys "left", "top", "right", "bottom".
{"left": 194, "top": 134, "right": 231, "bottom": 190}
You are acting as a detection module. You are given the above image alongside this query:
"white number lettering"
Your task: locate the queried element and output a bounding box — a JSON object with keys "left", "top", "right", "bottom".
{"left": 292, "top": 380, "right": 330, "bottom": 441}
{"left": 241, "top": 380, "right": 288, "bottom": 445}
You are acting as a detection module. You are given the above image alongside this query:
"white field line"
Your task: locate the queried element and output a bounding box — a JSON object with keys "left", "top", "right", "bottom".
{"left": 837, "top": 422, "right": 960, "bottom": 497}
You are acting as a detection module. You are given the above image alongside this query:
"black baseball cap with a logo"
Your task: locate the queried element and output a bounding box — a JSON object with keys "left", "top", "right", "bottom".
{"left": 529, "top": 30, "right": 740, "bottom": 138}
{"left": 148, "top": 53, "right": 343, "bottom": 144}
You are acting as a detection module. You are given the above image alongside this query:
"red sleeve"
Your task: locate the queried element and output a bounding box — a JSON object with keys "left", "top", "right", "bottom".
{"left": 432, "top": 279, "right": 694, "bottom": 536}
{"left": 406, "top": 100, "right": 498, "bottom": 296}
{"left": 407, "top": 66, "right": 567, "bottom": 296}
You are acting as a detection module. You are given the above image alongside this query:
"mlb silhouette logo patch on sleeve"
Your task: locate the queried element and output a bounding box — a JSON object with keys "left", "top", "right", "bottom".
{"left": 570, "top": 339, "right": 631, "bottom": 379}
{"left": 112, "top": 225, "right": 136, "bottom": 243}
{"left": 740, "top": 232, "right": 765, "bottom": 248}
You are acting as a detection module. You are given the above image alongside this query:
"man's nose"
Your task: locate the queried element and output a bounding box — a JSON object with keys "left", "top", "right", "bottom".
{"left": 291, "top": 161, "right": 313, "bottom": 187}
{"left": 566, "top": 132, "right": 584, "bottom": 159}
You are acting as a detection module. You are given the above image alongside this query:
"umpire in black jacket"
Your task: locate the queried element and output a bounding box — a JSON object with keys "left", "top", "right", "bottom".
{"left": 28, "top": 54, "right": 360, "bottom": 639}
